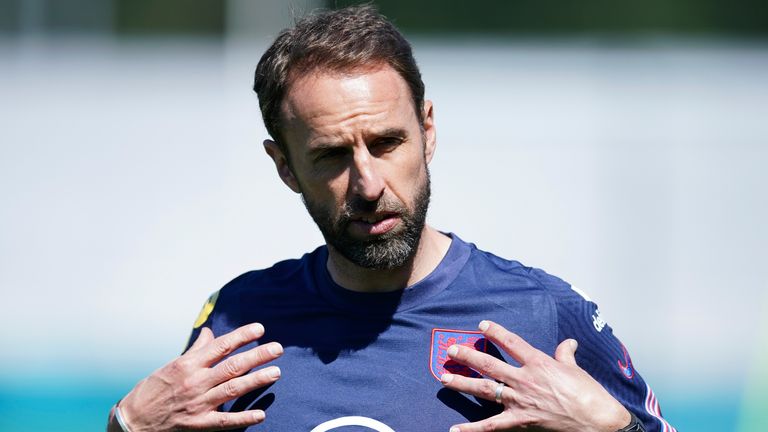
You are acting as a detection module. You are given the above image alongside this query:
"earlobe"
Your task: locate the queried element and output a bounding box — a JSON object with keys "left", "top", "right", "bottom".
{"left": 422, "top": 100, "right": 437, "bottom": 164}
{"left": 263, "top": 139, "right": 301, "bottom": 193}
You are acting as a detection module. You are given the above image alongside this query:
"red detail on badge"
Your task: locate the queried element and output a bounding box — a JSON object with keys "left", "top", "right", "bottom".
{"left": 429, "top": 328, "right": 488, "bottom": 382}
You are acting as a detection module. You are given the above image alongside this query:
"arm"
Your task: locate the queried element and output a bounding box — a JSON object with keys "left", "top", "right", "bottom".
{"left": 106, "top": 323, "right": 283, "bottom": 432}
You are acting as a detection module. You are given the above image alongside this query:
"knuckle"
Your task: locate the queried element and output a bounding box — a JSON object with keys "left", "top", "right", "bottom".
{"left": 213, "top": 339, "right": 233, "bottom": 356}
{"left": 168, "top": 357, "right": 192, "bottom": 376}
{"left": 483, "top": 419, "right": 499, "bottom": 431}
{"left": 250, "top": 347, "right": 266, "bottom": 365}
{"left": 254, "top": 345, "right": 274, "bottom": 364}
{"left": 479, "top": 357, "right": 496, "bottom": 375}
{"left": 501, "top": 333, "right": 520, "bottom": 350}
{"left": 224, "top": 357, "right": 243, "bottom": 377}
{"left": 178, "top": 376, "right": 196, "bottom": 394}
{"left": 516, "top": 413, "right": 537, "bottom": 428}
{"left": 182, "top": 400, "right": 204, "bottom": 417}
{"left": 222, "top": 380, "right": 240, "bottom": 398}
{"left": 483, "top": 380, "right": 497, "bottom": 397}
{"left": 218, "top": 414, "right": 233, "bottom": 428}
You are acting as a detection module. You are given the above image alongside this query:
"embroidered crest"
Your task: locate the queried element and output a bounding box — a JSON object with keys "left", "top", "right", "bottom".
{"left": 193, "top": 291, "right": 219, "bottom": 329}
{"left": 429, "top": 328, "right": 488, "bottom": 381}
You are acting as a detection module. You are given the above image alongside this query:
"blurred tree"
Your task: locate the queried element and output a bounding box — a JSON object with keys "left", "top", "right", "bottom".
{"left": 115, "top": 0, "right": 224, "bottom": 35}
{"left": 330, "top": 0, "right": 768, "bottom": 35}
{"left": 1, "top": 0, "right": 766, "bottom": 36}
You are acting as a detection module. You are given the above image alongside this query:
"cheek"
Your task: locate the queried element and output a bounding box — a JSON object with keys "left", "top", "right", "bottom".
{"left": 303, "top": 180, "right": 348, "bottom": 214}
{"left": 388, "top": 153, "right": 428, "bottom": 202}
{"left": 399, "top": 148, "right": 428, "bottom": 180}
{"left": 295, "top": 161, "right": 346, "bottom": 201}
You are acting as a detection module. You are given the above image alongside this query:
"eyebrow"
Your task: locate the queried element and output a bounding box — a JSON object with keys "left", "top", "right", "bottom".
{"left": 370, "top": 128, "right": 408, "bottom": 139}
{"left": 307, "top": 128, "right": 410, "bottom": 157}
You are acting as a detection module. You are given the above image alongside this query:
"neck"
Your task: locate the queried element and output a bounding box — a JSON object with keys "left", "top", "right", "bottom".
{"left": 325, "top": 225, "right": 452, "bottom": 293}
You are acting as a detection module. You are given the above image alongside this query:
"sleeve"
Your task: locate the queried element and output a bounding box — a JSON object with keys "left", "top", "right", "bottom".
{"left": 530, "top": 269, "right": 677, "bottom": 432}
{"left": 182, "top": 290, "right": 220, "bottom": 354}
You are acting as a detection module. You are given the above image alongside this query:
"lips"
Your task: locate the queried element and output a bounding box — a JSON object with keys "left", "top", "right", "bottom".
{"left": 348, "top": 212, "right": 400, "bottom": 236}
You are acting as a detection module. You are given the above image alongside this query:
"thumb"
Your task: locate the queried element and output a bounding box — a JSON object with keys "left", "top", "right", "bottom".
{"left": 555, "top": 338, "right": 578, "bottom": 366}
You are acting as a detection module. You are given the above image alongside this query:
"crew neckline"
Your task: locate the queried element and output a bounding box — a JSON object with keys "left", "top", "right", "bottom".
{"left": 311, "top": 232, "right": 473, "bottom": 314}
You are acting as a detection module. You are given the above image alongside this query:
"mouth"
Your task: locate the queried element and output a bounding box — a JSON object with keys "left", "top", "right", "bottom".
{"left": 348, "top": 212, "right": 400, "bottom": 236}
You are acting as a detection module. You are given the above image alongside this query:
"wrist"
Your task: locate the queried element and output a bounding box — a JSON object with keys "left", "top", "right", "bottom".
{"left": 107, "top": 405, "right": 123, "bottom": 432}
{"left": 108, "top": 401, "right": 134, "bottom": 432}
{"left": 595, "top": 403, "right": 632, "bottom": 432}
{"left": 615, "top": 412, "right": 645, "bottom": 432}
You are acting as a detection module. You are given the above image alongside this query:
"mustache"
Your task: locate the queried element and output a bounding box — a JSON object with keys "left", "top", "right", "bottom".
{"left": 338, "top": 195, "right": 407, "bottom": 221}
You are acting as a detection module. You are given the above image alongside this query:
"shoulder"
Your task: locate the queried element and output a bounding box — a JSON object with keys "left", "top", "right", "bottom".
{"left": 466, "top": 243, "right": 602, "bottom": 334}
{"left": 186, "top": 247, "right": 324, "bottom": 342}
{"left": 475, "top": 248, "right": 627, "bottom": 369}
{"left": 216, "top": 247, "right": 322, "bottom": 300}
{"left": 467, "top": 243, "right": 580, "bottom": 299}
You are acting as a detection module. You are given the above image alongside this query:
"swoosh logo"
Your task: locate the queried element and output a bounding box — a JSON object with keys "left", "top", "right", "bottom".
{"left": 617, "top": 343, "right": 635, "bottom": 379}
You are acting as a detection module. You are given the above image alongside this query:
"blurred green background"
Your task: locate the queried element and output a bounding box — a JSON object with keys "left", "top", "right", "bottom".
{"left": 2, "top": 0, "right": 766, "bottom": 36}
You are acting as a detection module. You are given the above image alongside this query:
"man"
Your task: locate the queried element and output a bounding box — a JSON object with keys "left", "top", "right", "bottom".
{"left": 108, "top": 6, "right": 675, "bottom": 432}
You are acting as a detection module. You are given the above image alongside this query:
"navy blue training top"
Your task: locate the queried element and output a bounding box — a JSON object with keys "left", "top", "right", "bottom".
{"left": 187, "top": 233, "right": 676, "bottom": 432}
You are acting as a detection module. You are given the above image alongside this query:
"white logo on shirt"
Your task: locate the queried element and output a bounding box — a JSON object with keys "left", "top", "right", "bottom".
{"left": 311, "top": 416, "right": 395, "bottom": 432}
{"left": 592, "top": 309, "right": 606, "bottom": 332}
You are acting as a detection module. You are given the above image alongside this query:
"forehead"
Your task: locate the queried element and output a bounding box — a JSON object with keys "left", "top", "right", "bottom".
{"left": 280, "top": 66, "right": 417, "bottom": 148}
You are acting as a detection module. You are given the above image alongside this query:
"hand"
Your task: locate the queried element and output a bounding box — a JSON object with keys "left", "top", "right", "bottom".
{"left": 110, "top": 323, "right": 283, "bottom": 432}
{"left": 440, "top": 320, "right": 630, "bottom": 432}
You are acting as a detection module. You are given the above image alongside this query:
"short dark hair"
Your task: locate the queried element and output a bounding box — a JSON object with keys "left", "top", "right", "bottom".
{"left": 253, "top": 5, "right": 424, "bottom": 156}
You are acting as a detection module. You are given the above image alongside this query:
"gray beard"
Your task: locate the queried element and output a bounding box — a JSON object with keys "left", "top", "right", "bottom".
{"left": 302, "top": 173, "right": 431, "bottom": 270}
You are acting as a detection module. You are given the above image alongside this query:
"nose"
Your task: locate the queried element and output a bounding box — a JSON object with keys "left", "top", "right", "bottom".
{"left": 349, "top": 148, "right": 385, "bottom": 201}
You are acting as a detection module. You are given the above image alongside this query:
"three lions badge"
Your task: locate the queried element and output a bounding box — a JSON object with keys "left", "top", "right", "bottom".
{"left": 429, "top": 328, "right": 488, "bottom": 381}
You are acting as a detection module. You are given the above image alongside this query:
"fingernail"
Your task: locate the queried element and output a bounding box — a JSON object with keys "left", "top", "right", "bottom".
{"left": 478, "top": 320, "right": 490, "bottom": 332}
{"left": 267, "top": 366, "right": 281, "bottom": 378}
{"left": 570, "top": 339, "right": 578, "bottom": 350}
{"left": 253, "top": 410, "right": 265, "bottom": 421}
{"left": 251, "top": 323, "right": 265, "bottom": 336}
{"left": 447, "top": 345, "right": 458, "bottom": 357}
{"left": 450, "top": 427, "right": 460, "bottom": 432}
{"left": 268, "top": 343, "right": 283, "bottom": 356}
{"left": 440, "top": 373, "right": 453, "bottom": 384}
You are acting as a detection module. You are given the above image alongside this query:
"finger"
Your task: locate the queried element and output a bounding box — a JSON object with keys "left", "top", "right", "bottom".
{"left": 440, "top": 373, "right": 507, "bottom": 405}
{"left": 192, "top": 323, "right": 266, "bottom": 366}
{"left": 554, "top": 338, "right": 578, "bottom": 366}
{"left": 187, "top": 327, "right": 214, "bottom": 354}
{"left": 449, "top": 413, "right": 518, "bottom": 432}
{"left": 479, "top": 320, "right": 539, "bottom": 366}
{"left": 207, "top": 342, "right": 284, "bottom": 386}
{"left": 196, "top": 409, "right": 266, "bottom": 431}
{"left": 446, "top": 344, "right": 516, "bottom": 383}
{"left": 206, "top": 365, "right": 281, "bottom": 406}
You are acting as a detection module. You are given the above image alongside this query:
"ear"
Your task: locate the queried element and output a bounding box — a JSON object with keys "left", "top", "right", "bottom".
{"left": 422, "top": 100, "right": 437, "bottom": 164}
{"left": 263, "top": 139, "right": 301, "bottom": 193}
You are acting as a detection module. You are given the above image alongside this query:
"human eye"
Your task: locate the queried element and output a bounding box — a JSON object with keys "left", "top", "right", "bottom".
{"left": 313, "top": 146, "right": 348, "bottom": 163}
{"left": 370, "top": 136, "right": 404, "bottom": 154}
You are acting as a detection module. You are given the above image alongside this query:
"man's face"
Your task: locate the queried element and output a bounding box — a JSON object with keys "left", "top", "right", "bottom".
{"left": 266, "top": 65, "right": 436, "bottom": 269}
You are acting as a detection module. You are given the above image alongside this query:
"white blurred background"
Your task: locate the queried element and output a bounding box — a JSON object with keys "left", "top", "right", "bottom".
{"left": 1, "top": 1, "right": 767, "bottom": 430}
